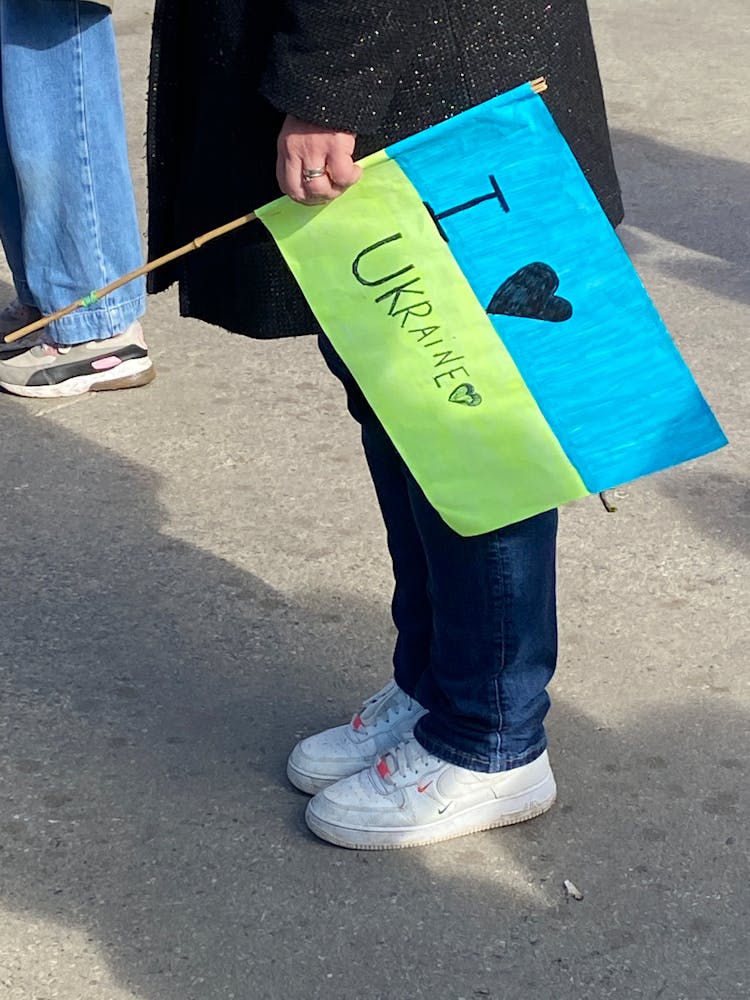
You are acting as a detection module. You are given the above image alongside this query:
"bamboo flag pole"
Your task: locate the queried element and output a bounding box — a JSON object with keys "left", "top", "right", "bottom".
{"left": 4, "top": 77, "right": 548, "bottom": 345}
{"left": 4, "top": 212, "right": 257, "bottom": 343}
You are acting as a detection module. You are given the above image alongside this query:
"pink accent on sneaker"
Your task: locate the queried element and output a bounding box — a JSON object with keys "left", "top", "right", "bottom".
{"left": 90, "top": 356, "right": 123, "bottom": 371}
{"left": 376, "top": 757, "right": 391, "bottom": 779}
{"left": 352, "top": 713, "right": 365, "bottom": 731}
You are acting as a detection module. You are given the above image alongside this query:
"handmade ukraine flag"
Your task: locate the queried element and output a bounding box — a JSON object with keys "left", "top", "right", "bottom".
{"left": 257, "top": 83, "right": 726, "bottom": 536}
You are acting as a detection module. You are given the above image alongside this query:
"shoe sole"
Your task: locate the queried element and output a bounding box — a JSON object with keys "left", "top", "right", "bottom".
{"left": 0, "top": 357, "right": 155, "bottom": 398}
{"left": 305, "top": 773, "right": 557, "bottom": 850}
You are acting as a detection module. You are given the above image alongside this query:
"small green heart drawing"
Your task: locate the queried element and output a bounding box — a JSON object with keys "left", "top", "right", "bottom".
{"left": 449, "top": 383, "right": 482, "bottom": 407}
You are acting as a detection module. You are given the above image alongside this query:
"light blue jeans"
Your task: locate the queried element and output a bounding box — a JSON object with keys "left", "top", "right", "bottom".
{"left": 0, "top": 0, "right": 145, "bottom": 344}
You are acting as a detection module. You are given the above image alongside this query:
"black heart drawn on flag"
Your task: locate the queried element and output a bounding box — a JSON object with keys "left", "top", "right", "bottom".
{"left": 487, "top": 262, "right": 573, "bottom": 323}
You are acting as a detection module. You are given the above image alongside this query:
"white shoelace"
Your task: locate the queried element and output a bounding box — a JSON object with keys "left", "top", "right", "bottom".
{"left": 356, "top": 685, "right": 415, "bottom": 731}
{"left": 383, "top": 740, "right": 434, "bottom": 780}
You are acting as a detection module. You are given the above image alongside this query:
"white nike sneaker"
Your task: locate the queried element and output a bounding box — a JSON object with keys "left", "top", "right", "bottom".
{"left": 287, "top": 680, "right": 426, "bottom": 795}
{"left": 305, "top": 737, "right": 556, "bottom": 850}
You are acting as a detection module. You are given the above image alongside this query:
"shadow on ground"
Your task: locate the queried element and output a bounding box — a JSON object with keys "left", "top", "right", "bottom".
{"left": 610, "top": 129, "right": 750, "bottom": 305}
{"left": 0, "top": 407, "right": 747, "bottom": 1000}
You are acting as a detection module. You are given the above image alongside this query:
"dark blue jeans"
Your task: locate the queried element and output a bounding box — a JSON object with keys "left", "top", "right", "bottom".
{"left": 319, "top": 335, "right": 558, "bottom": 773}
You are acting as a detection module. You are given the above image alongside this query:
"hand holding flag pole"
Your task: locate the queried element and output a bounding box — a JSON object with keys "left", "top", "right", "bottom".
{"left": 3, "top": 77, "right": 550, "bottom": 346}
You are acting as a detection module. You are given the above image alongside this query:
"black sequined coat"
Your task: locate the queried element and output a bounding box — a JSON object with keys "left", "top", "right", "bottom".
{"left": 147, "top": 0, "right": 623, "bottom": 338}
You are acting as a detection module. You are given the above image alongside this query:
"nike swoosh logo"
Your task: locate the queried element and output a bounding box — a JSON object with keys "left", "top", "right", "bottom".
{"left": 438, "top": 801, "right": 453, "bottom": 815}
{"left": 417, "top": 782, "right": 433, "bottom": 793}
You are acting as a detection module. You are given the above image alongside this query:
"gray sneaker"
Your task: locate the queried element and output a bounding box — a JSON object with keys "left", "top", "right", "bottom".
{"left": 0, "top": 298, "right": 43, "bottom": 355}
{"left": 0, "top": 321, "right": 155, "bottom": 398}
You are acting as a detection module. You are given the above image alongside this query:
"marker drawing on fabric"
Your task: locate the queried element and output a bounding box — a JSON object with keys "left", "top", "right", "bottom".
{"left": 258, "top": 80, "right": 726, "bottom": 534}
{"left": 5, "top": 75, "right": 726, "bottom": 541}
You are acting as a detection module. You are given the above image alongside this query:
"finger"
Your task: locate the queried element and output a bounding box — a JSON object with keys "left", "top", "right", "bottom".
{"left": 278, "top": 149, "right": 316, "bottom": 201}
{"left": 327, "top": 152, "right": 363, "bottom": 192}
{"left": 297, "top": 172, "right": 338, "bottom": 204}
{"left": 278, "top": 154, "right": 335, "bottom": 204}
